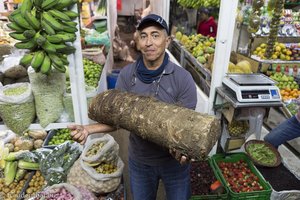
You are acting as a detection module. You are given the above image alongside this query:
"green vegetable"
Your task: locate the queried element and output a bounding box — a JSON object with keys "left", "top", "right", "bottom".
{"left": 14, "top": 168, "right": 27, "bottom": 182}
{"left": 18, "top": 160, "right": 40, "bottom": 170}
{"left": 3, "top": 86, "right": 27, "bottom": 96}
{"left": 4, "top": 161, "right": 18, "bottom": 185}
{"left": 247, "top": 143, "right": 276, "bottom": 165}
{"left": 5, "top": 150, "right": 30, "bottom": 161}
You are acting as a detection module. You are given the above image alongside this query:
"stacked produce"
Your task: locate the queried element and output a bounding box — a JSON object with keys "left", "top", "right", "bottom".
{"left": 83, "top": 57, "right": 103, "bottom": 88}
{"left": 0, "top": 172, "right": 30, "bottom": 199}
{"left": 218, "top": 160, "right": 264, "bottom": 193}
{"left": 8, "top": 0, "right": 79, "bottom": 75}
{"left": 177, "top": 0, "right": 220, "bottom": 8}
{"left": 227, "top": 60, "right": 252, "bottom": 74}
{"left": 247, "top": 0, "right": 264, "bottom": 34}
{"left": 46, "top": 128, "right": 74, "bottom": 146}
{"left": 24, "top": 171, "right": 46, "bottom": 197}
{"left": 175, "top": 32, "right": 215, "bottom": 65}
{"left": 227, "top": 120, "right": 249, "bottom": 137}
{"left": 269, "top": 72, "right": 300, "bottom": 101}
{"left": 264, "top": 0, "right": 284, "bottom": 59}
{"left": 253, "top": 42, "right": 300, "bottom": 61}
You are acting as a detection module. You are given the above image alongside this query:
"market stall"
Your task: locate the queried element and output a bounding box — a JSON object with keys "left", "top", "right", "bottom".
{"left": 0, "top": 0, "right": 300, "bottom": 199}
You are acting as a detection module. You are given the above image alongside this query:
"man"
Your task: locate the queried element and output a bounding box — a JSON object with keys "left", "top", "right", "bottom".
{"left": 197, "top": 8, "right": 217, "bottom": 38}
{"left": 264, "top": 99, "right": 300, "bottom": 149}
{"left": 68, "top": 14, "right": 197, "bottom": 200}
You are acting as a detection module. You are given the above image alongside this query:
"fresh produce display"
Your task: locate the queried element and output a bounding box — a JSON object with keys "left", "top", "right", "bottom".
{"left": 47, "top": 128, "right": 74, "bottom": 146}
{"left": 247, "top": 0, "right": 264, "bottom": 34}
{"left": 177, "top": 0, "right": 220, "bottom": 8}
{"left": 285, "top": 101, "right": 299, "bottom": 115}
{"left": 218, "top": 160, "right": 264, "bottom": 193}
{"left": 85, "top": 141, "right": 106, "bottom": 157}
{"left": 175, "top": 32, "right": 215, "bottom": 65}
{"left": 264, "top": 0, "right": 284, "bottom": 59}
{"left": 93, "top": 163, "right": 117, "bottom": 174}
{"left": 8, "top": 0, "right": 79, "bottom": 75}
{"left": 227, "top": 120, "right": 249, "bottom": 137}
{"left": 253, "top": 42, "right": 299, "bottom": 61}
{"left": 0, "top": 172, "right": 29, "bottom": 199}
{"left": 89, "top": 90, "right": 221, "bottom": 160}
{"left": 245, "top": 140, "right": 279, "bottom": 167}
{"left": 83, "top": 58, "right": 103, "bottom": 88}
{"left": 190, "top": 161, "right": 220, "bottom": 195}
{"left": 227, "top": 60, "right": 252, "bottom": 74}
{"left": 25, "top": 171, "right": 46, "bottom": 197}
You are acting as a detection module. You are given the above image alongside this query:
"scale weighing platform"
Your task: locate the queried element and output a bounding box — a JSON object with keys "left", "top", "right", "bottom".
{"left": 222, "top": 74, "right": 281, "bottom": 103}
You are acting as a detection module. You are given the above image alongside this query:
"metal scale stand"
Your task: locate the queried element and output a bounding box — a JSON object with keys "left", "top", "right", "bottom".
{"left": 214, "top": 74, "right": 283, "bottom": 152}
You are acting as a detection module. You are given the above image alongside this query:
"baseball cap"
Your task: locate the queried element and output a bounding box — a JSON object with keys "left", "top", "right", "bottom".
{"left": 137, "top": 14, "right": 169, "bottom": 35}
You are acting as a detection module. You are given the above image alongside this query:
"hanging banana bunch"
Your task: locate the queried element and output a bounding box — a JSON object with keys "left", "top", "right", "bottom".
{"left": 8, "top": 0, "right": 79, "bottom": 75}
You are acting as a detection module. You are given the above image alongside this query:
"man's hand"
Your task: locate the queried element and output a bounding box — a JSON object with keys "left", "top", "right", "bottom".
{"left": 169, "top": 148, "right": 192, "bottom": 165}
{"left": 67, "top": 124, "right": 89, "bottom": 145}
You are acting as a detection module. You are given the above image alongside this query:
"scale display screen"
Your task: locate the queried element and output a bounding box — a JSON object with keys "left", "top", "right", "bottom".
{"left": 241, "top": 90, "right": 270, "bottom": 99}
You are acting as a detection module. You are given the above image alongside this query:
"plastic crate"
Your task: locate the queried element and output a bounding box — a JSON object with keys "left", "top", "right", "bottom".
{"left": 190, "top": 159, "right": 229, "bottom": 200}
{"left": 211, "top": 153, "right": 272, "bottom": 200}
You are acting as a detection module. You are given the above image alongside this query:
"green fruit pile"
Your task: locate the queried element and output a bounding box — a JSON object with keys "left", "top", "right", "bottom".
{"left": 177, "top": 0, "right": 220, "bottom": 9}
{"left": 228, "top": 120, "right": 249, "bottom": 137}
{"left": 176, "top": 32, "right": 215, "bottom": 65}
{"left": 48, "top": 128, "right": 73, "bottom": 145}
{"left": 270, "top": 72, "right": 299, "bottom": 90}
{"left": 83, "top": 58, "right": 103, "bottom": 88}
{"left": 8, "top": 0, "right": 79, "bottom": 75}
{"left": 93, "top": 163, "right": 117, "bottom": 174}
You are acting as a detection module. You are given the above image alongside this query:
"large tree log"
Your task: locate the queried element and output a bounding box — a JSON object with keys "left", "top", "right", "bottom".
{"left": 89, "top": 89, "right": 221, "bottom": 160}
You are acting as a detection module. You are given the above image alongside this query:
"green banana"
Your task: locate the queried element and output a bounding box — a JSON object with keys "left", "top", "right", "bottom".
{"left": 54, "top": 0, "right": 76, "bottom": 10}
{"left": 56, "top": 45, "right": 76, "bottom": 54}
{"left": 41, "top": 40, "right": 57, "bottom": 53}
{"left": 36, "top": 35, "right": 47, "bottom": 46}
{"left": 24, "top": 11, "right": 40, "bottom": 30}
{"left": 55, "top": 32, "right": 76, "bottom": 42}
{"left": 52, "top": 62, "right": 66, "bottom": 73}
{"left": 42, "top": 0, "right": 59, "bottom": 10}
{"left": 8, "top": 9, "right": 21, "bottom": 22}
{"left": 42, "top": 12, "right": 63, "bottom": 31}
{"left": 9, "top": 32, "right": 28, "bottom": 41}
{"left": 7, "top": 22, "right": 25, "bottom": 32}
{"left": 58, "top": 54, "right": 69, "bottom": 65}
{"left": 41, "top": 20, "right": 56, "bottom": 35}
{"left": 20, "top": 0, "right": 33, "bottom": 17}
{"left": 63, "top": 10, "right": 78, "bottom": 19}
{"left": 4, "top": 161, "right": 18, "bottom": 185}
{"left": 14, "top": 40, "right": 37, "bottom": 50}
{"left": 11, "top": 13, "right": 33, "bottom": 29}
{"left": 40, "top": 54, "right": 52, "bottom": 74}
{"left": 62, "top": 21, "right": 77, "bottom": 27}
{"left": 33, "top": 0, "right": 43, "bottom": 8}
{"left": 19, "top": 53, "right": 34, "bottom": 67}
{"left": 23, "top": 29, "right": 36, "bottom": 39}
{"left": 31, "top": 51, "right": 45, "bottom": 71}
{"left": 46, "top": 35, "right": 63, "bottom": 43}
{"left": 48, "top": 9, "right": 71, "bottom": 21}
{"left": 63, "top": 25, "right": 77, "bottom": 33}
{"left": 48, "top": 53, "right": 64, "bottom": 68}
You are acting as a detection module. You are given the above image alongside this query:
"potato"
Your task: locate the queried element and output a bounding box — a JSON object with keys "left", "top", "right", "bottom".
{"left": 14, "top": 137, "right": 34, "bottom": 151}
{"left": 28, "top": 130, "right": 47, "bottom": 140}
{"left": 33, "top": 139, "right": 43, "bottom": 149}
{"left": 4, "top": 143, "right": 14, "bottom": 152}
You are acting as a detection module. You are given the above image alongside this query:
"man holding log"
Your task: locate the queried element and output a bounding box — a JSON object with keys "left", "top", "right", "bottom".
{"left": 68, "top": 14, "right": 197, "bottom": 200}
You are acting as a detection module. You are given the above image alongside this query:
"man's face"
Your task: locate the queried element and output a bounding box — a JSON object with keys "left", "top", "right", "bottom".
{"left": 138, "top": 25, "right": 170, "bottom": 64}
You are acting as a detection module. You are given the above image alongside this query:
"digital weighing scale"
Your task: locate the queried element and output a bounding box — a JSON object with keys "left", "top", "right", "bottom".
{"left": 222, "top": 74, "right": 281, "bottom": 103}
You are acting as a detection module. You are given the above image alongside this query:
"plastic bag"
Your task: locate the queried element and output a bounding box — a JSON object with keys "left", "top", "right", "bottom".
{"left": 39, "top": 142, "right": 82, "bottom": 186}
{"left": 82, "top": 47, "right": 106, "bottom": 65}
{"left": 32, "top": 183, "right": 83, "bottom": 200}
{"left": 67, "top": 158, "right": 123, "bottom": 193}
{"left": 76, "top": 186, "right": 97, "bottom": 200}
{"left": 28, "top": 67, "right": 65, "bottom": 127}
{"left": 81, "top": 134, "right": 119, "bottom": 165}
{"left": 63, "top": 86, "right": 98, "bottom": 122}
{"left": 0, "top": 83, "right": 35, "bottom": 134}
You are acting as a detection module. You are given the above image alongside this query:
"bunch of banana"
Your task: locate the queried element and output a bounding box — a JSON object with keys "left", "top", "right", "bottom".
{"left": 7, "top": 0, "right": 79, "bottom": 75}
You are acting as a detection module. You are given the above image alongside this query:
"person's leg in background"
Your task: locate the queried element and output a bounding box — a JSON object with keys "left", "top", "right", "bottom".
{"left": 264, "top": 116, "right": 300, "bottom": 148}
{"left": 129, "top": 157, "right": 159, "bottom": 200}
{"left": 160, "top": 160, "right": 191, "bottom": 200}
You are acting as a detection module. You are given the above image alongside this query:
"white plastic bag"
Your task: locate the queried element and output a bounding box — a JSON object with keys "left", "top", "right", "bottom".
{"left": 81, "top": 134, "right": 119, "bottom": 165}
{"left": 28, "top": 67, "right": 65, "bottom": 127}
{"left": 0, "top": 83, "right": 35, "bottom": 134}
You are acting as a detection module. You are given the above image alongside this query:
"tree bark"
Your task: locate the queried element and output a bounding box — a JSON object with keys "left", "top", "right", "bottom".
{"left": 89, "top": 89, "right": 221, "bottom": 160}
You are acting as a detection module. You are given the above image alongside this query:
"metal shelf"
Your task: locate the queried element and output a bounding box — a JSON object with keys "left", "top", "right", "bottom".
{"left": 251, "top": 55, "right": 300, "bottom": 64}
